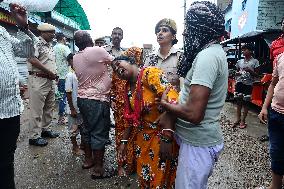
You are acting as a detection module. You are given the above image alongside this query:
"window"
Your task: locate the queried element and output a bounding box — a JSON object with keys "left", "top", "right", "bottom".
{"left": 241, "top": 0, "right": 247, "bottom": 11}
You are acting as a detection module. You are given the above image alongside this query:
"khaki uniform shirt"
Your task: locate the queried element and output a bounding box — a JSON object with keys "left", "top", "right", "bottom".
{"left": 144, "top": 46, "right": 182, "bottom": 90}
{"left": 28, "top": 36, "right": 56, "bottom": 74}
{"left": 104, "top": 44, "right": 125, "bottom": 57}
{"left": 104, "top": 44, "right": 125, "bottom": 77}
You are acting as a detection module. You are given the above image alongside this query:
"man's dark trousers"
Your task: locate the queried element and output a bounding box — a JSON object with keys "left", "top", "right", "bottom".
{"left": 0, "top": 115, "right": 20, "bottom": 189}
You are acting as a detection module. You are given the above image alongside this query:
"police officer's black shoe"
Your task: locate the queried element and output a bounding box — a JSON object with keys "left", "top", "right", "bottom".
{"left": 29, "top": 137, "right": 48, "bottom": 147}
{"left": 41, "top": 130, "right": 60, "bottom": 138}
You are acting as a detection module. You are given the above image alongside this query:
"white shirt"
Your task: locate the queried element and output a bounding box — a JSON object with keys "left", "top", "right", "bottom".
{"left": 236, "top": 58, "right": 259, "bottom": 85}
{"left": 65, "top": 67, "right": 79, "bottom": 114}
{"left": 0, "top": 26, "right": 35, "bottom": 119}
{"left": 54, "top": 43, "right": 71, "bottom": 79}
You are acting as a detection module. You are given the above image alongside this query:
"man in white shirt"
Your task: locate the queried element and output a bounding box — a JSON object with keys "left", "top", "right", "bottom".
{"left": 54, "top": 33, "right": 71, "bottom": 125}
{"left": 233, "top": 44, "right": 259, "bottom": 129}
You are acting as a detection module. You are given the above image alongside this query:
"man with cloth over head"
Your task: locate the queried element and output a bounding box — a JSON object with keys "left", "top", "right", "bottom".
{"left": 158, "top": 1, "right": 228, "bottom": 188}
{"left": 28, "top": 23, "right": 60, "bottom": 147}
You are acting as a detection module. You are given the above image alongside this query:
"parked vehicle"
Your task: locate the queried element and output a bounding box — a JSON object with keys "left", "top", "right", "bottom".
{"left": 222, "top": 29, "right": 282, "bottom": 107}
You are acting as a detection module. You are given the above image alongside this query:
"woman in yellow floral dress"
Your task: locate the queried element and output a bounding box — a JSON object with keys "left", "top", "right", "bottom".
{"left": 112, "top": 54, "right": 179, "bottom": 188}
{"left": 110, "top": 47, "right": 143, "bottom": 176}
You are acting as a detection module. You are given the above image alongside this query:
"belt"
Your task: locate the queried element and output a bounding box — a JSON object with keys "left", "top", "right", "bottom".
{"left": 28, "top": 71, "right": 55, "bottom": 80}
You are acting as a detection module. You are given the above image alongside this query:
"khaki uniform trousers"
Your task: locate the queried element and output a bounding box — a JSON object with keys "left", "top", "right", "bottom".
{"left": 28, "top": 75, "right": 55, "bottom": 138}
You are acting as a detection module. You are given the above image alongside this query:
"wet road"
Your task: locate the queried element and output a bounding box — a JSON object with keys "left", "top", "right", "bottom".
{"left": 15, "top": 101, "right": 271, "bottom": 189}
{"left": 208, "top": 103, "right": 270, "bottom": 189}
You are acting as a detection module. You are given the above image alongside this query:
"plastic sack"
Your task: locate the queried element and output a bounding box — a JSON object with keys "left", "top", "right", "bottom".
{"left": 3, "top": 0, "right": 59, "bottom": 12}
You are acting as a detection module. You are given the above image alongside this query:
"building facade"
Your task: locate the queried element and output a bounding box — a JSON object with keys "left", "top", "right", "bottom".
{"left": 224, "top": 0, "right": 284, "bottom": 39}
{"left": 0, "top": 1, "right": 89, "bottom": 84}
{"left": 217, "top": 0, "right": 232, "bottom": 11}
{"left": 256, "top": 0, "right": 284, "bottom": 30}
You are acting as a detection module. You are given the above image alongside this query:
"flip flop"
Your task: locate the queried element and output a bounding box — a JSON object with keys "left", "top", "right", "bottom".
{"left": 239, "top": 122, "right": 247, "bottom": 129}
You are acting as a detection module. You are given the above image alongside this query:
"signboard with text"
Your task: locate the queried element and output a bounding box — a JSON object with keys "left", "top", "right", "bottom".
{"left": 51, "top": 11, "right": 80, "bottom": 30}
{"left": 231, "top": 0, "right": 260, "bottom": 38}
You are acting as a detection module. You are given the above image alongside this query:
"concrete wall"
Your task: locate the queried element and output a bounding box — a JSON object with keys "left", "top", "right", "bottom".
{"left": 257, "top": 0, "right": 284, "bottom": 30}
{"left": 217, "top": 0, "right": 232, "bottom": 10}
{"left": 224, "top": 6, "right": 232, "bottom": 32}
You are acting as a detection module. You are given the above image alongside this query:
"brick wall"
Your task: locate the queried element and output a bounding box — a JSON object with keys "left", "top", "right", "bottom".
{"left": 257, "top": 0, "right": 284, "bottom": 30}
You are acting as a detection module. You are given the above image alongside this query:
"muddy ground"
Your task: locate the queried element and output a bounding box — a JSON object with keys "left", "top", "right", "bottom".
{"left": 15, "top": 102, "right": 272, "bottom": 189}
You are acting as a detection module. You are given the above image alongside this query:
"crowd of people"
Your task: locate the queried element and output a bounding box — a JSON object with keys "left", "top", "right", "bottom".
{"left": 1, "top": 0, "right": 284, "bottom": 189}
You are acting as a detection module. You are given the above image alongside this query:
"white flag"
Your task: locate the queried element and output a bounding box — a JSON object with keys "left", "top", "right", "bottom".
{"left": 3, "top": 0, "right": 59, "bottom": 12}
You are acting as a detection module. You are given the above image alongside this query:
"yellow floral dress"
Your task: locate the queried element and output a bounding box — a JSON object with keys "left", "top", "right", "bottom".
{"left": 126, "top": 67, "right": 179, "bottom": 189}
{"left": 111, "top": 73, "right": 136, "bottom": 174}
{"left": 111, "top": 47, "right": 144, "bottom": 174}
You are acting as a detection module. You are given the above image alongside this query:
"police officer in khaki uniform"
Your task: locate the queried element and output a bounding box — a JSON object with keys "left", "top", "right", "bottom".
{"left": 104, "top": 27, "right": 126, "bottom": 77}
{"left": 144, "top": 18, "right": 183, "bottom": 91}
{"left": 104, "top": 27, "right": 125, "bottom": 57}
{"left": 94, "top": 37, "right": 106, "bottom": 47}
{"left": 28, "top": 23, "right": 60, "bottom": 146}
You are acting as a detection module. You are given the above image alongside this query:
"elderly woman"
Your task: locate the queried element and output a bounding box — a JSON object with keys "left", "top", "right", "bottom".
{"left": 110, "top": 47, "right": 143, "bottom": 176}
{"left": 113, "top": 53, "right": 179, "bottom": 188}
{"left": 144, "top": 18, "right": 182, "bottom": 91}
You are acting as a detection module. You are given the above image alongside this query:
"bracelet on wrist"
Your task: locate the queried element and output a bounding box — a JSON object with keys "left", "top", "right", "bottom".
{"left": 162, "top": 128, "right": 175, "bottom": 133}
{"left": 120, "top": 139, "right": 128, "bottom": 145}
{"left": 160, "top": 135, "right": 173, "bottom": 143}
{"left": 161, "top": 129, "right": 174, "bottom": 138}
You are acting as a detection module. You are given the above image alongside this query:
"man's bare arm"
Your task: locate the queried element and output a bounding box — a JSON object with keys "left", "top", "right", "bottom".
{"left": 28, "top": 57, "right": 56, "bottom": 80}
{"left": 161, "top": 84, "right": 210, "bottom": 125}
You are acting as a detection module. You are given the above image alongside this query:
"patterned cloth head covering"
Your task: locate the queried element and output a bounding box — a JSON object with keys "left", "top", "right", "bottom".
{"left": 155, "top": 18, "right": 177, "bottom": 34}
{"left": 177, "top": 1, "right": 225, "bottom": 77}
{"left": 123, "top": 47, "right": 143, "bottom": 67}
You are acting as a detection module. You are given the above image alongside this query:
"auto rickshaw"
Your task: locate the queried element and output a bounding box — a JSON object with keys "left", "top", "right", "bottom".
{"left": 222, "top": 29, "right": 282, "bottom": 107}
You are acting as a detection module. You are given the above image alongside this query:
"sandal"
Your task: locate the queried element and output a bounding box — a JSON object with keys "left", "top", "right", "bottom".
{"left": 239, "top": 122, "right": 247, "bottom": 129}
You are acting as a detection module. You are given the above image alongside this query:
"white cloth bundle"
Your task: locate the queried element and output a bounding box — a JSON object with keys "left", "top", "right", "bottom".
{"left": 3, "top": 0, "right": 59, "bottom": 12}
